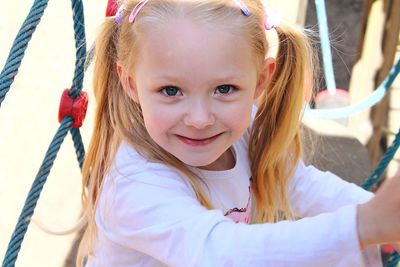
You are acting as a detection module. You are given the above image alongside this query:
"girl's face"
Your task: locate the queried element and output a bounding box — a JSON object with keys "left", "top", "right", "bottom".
{"left": 122, "top": 18, "right": 269, "bottom": 170}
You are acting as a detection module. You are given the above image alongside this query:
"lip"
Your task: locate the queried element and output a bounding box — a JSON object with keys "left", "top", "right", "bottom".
{"left": 176, "top": 133, "right": 222, "bottom": 147}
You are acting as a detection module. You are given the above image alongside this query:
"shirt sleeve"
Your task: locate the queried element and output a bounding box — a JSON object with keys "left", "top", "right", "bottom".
{"left": 289, "top": 160, "right": 374, "bottom": 217}
{"left": 96, "top": 168, "right": 380, "bottom": 267}
{"left": 289, "top": 160, "right": 381, "bottom": 266}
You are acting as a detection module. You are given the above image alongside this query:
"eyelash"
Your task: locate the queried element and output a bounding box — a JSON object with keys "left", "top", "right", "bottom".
{"left": 214, "top": 84, "right": 237, "bottom": 95}
{"left": 159, "top": 84, "right": 238, "bottom": 97}
{"left": 160, "top": 86, "right": 182, "bottom": 97}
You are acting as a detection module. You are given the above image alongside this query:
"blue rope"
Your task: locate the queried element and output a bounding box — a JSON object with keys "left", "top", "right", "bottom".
{"left": 360, "top": 126, "right": 400, "bottom": 267}
{"left": 2, "top": 118, "right": 74, "bottom": 267}
{"left": 361, "top": 125, "right": 400, "bottom": 265}
{"left": 315, "top": 0, "right": 336, "bottom": 95}
{"left": 1, "top": 0, "right": 87, "bottom": 265}
{"left": 71, "top": 128, "right": 85, "bottom": 170}
{"left": 362, "top": 127, "right": 400, "bottom": 190}
{"left": 68, "top": 0, "right": 87, "bottom": 169}
{"left": 0, "top": 0, "right": 49, "bottom": 108}
{"left": 387, "top": 252, "right": 400, "bottom": 267}
{"left": 69, "top": 0, "right": 86, "bottom": 98}
{"left": 361, "top": 128, "right": 400, "bottom": 267}
{"left": 305, "top": 57, "right": 400, "bottom": 119}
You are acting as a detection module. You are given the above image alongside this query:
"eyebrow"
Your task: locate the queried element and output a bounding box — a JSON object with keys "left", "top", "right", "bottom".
{"left": 150, "top": 73, "right": 244, "bottom": 86}
{"left": 152, "top": 67, "right": 246, "bottom": 80}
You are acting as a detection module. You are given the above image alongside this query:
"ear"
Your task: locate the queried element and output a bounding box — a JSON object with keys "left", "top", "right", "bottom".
{"left": 254, "top": 57, "right": 276, "bottom": 100}
{"left": 117, "top": 64, "right": 139, "bottom": 103}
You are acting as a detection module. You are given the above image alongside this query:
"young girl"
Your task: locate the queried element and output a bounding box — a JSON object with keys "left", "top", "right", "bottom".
{"left": 78, "top": 0, "right": 400, "bottom": 266}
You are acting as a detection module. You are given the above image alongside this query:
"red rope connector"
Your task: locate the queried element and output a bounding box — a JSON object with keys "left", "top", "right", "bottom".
{"left": 382, "top": 244, "right": 395, "bottom": 254}
{"left": 106, "top": 0, "right": 119, "bottom": 17}
{"left": 58, "top": 89, "right": 88, "bottom": 128}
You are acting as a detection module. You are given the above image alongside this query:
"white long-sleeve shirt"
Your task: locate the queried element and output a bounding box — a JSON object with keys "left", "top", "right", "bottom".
{"left": 87, "top": 102, "right": 381, "bottom": 267}
{"left": 86, "top": 125, "right": 381, "bottom": 267}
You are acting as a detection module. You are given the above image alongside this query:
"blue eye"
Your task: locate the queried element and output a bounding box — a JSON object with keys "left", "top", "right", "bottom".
{"left": 215, "top": 84, "right": 236, "bottom": 95}
{"left": 161, "top": 86, "right": 182, "bottom": 96}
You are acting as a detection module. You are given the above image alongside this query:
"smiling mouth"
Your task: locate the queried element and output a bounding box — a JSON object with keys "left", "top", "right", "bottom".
{"left": 176, "top": 133, "right": 222, "bottom": 146}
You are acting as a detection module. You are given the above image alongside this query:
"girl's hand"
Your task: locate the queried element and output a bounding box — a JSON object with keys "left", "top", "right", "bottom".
{"left": 357, "top": 166, "right": 400, "bottom": 249}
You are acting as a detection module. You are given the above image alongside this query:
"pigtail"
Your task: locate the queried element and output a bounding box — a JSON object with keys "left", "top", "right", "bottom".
{"left": 249, "top": 22, "right": 315, "bottom": 223}
{"left": 82, "top": 19, "right": 120, "bottom": 204}
{"left": 77, "top": 17, "right": 121, "bottom": 266}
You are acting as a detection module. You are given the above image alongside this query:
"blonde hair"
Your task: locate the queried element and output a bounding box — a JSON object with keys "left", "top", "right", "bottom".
{"left": 78, "top": 0, "right": 315, "bottom": 264}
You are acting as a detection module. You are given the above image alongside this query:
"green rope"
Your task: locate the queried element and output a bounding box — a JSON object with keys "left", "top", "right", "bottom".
{"left": 362, "top": 127, "right": 400, "bottom": 190}
{"left": 387, "top": 252, "right": 400, "bottom": 267}
{"left": 1, "top": 0, "right": 87, "bottom": 266}
{"left": 2, "top": 118, "right": 74, "bottom": 267}
{"left": 0, "top": 0, "right": 49, "bottom": 108}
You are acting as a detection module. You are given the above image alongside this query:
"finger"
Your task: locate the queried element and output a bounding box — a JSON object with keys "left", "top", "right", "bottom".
{"left": 390, "top": 161, "right": 400, "bottom": 178}
{"left": 395, "top": 165, "right": 400, "bottom": 177}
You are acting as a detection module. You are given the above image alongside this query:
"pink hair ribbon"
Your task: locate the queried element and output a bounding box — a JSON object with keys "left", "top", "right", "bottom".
{"left": 264, "top": 6, "right": 280, "bottom": 30}
{"left": 129, "top": 0, "right": 150, "bottom": 23}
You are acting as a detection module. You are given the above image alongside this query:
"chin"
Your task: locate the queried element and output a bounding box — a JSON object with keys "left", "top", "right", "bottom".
{"left": 178, "top": 157, "right": 216, "bottom": 168}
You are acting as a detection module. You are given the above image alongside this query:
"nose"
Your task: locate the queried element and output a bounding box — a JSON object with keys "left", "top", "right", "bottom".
{"left": 183, "top": 98, "right": 215, "bottom": 129}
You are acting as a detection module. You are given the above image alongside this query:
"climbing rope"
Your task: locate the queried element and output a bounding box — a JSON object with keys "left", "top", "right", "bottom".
{"left": 361, "top": 126, "right": 400, "bottom": 265}
{"left": 362, "top": 127, "right": 400, "bottom": 190}
{"left": 304, "top": 57, "right": 400, "bottom": 119}
{"left": 1, "top": 0, "right": 87, "bottom": 266}
{"left": 0, "top": 0, "right": 49, "bottom": 108}
{"left": 311, "top": 2, "right": 399, "bottom": 263}
{"left": 70, "top": 0, "right": 87, "bottom": 97}
{"left": 315, "top": 0, "right": 336, "bottom": 95}
{"left": 387, "top": 252, "right": 400, "bottom": 267}
{"left": 71, "top": 127, "right": 86, "bottom": 170}
{"left": 2, "top": 117, "right": 74, "bottom": 267}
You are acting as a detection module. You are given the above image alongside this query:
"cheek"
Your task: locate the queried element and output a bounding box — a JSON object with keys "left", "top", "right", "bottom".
{"left": 141, "top": 104, "right": 177, "bottom": 139}
{"left": 224, "top": 101, "right": 253, "bottom": 133}
{"left": 234, "top": 113, "right": 252, "bottom": 134}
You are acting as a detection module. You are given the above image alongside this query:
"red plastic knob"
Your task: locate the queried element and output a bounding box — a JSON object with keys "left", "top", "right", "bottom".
{"left": 58, "top": 89, "right": 88, "bottom": 128}
{"left": 106, "top": 0, "right": 119, "bottom": 17}
{"left": 381, "top": 244, "right": 395, "bottom": 254}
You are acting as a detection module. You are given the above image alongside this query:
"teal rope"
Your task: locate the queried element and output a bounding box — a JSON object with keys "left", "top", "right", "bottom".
{"left": 363, "top": 126, "right": 400, "bottom": 266}
{"left": 2, "top": 118, "right": 74, "bottom": 267}
{"left": 315, "top": 0, "right": 336, "bottom": 95}
{"left": 387, "top": 252, "right": 400, "bottom": 267}
{"left": 1, "top": 0, "right": 87, "bottom": 265}
{"left": 305, "top": 57, "right": 400, "bottom": 119}
{"left": 68, "top": 0, "right": 87, "bottom": 170}
{"left": 69, "top": 0, "right": 86, "bottom": 97}
{"left": 362, "top": 127, "right": 400, "bottom": 190}
{"left": 360, "top": 127, "right": 400, "bottom": 266}
{"left": 0, "top": 0, "right": 49, "bottom": 108}
{"left": 361, "top": 125, "right": 400, "bottom": 267}
{"left": 71, "top": 128, "right": 85, "bottom": 170}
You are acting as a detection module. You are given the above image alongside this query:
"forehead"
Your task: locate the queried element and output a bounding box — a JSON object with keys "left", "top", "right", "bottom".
{"left": 134, "top": 17, "right": 256, "bottom": 77}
